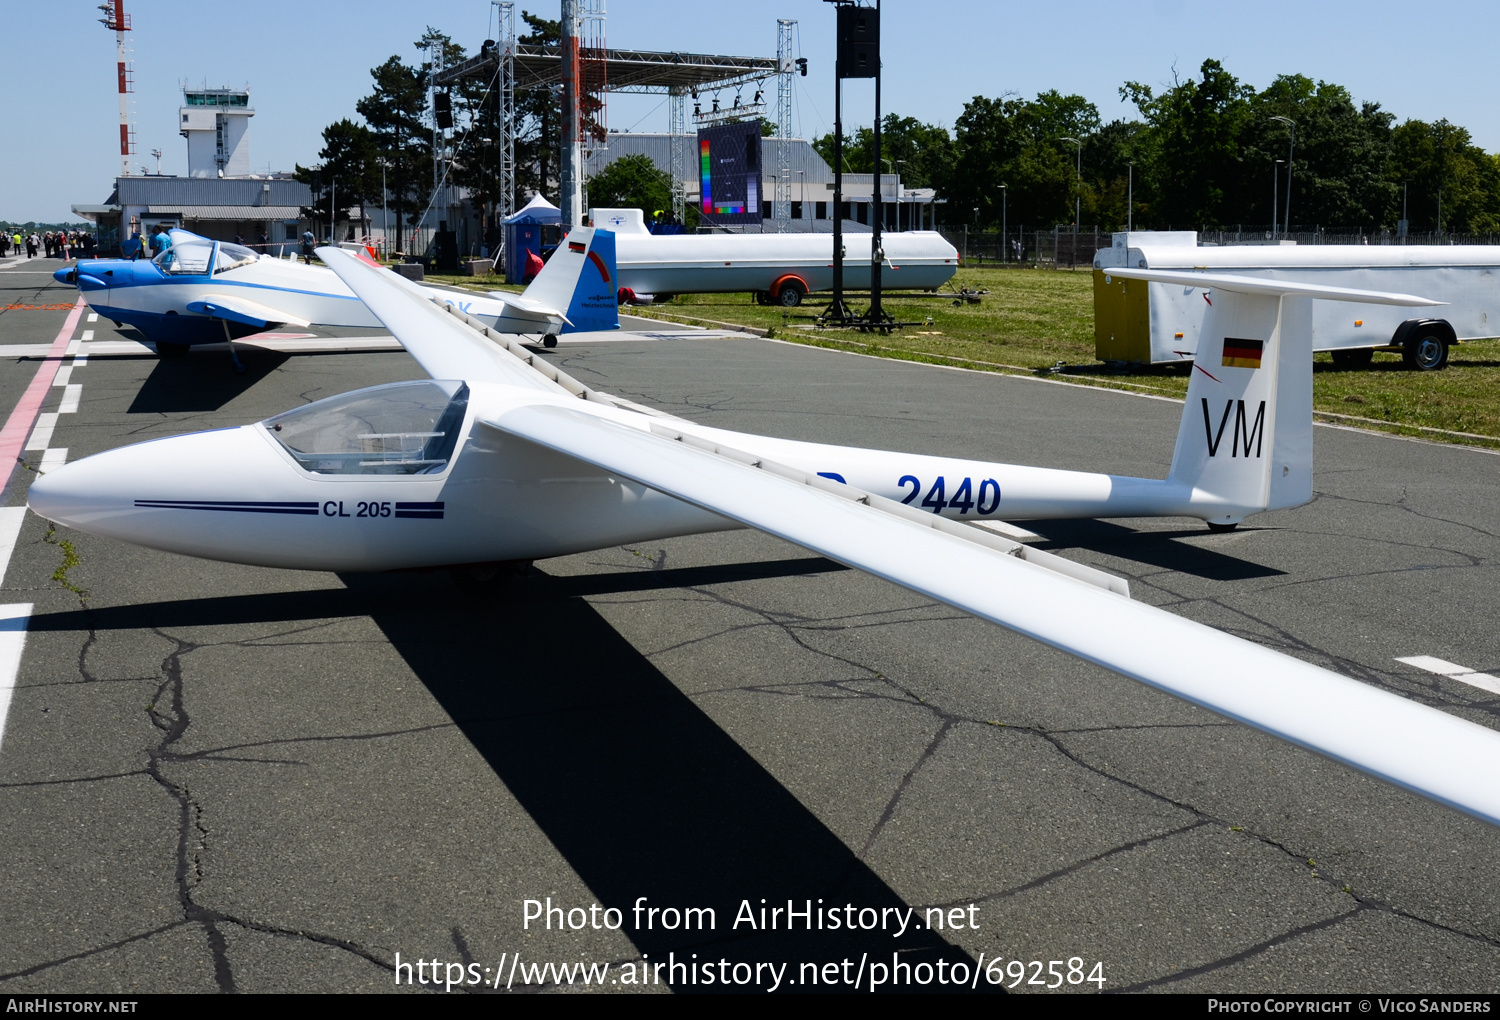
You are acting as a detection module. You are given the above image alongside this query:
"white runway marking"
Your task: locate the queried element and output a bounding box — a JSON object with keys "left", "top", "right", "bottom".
{"left": 1397, "top": 656, "right": 1500, "bottom": 696}
{"left": 0, "top": 508, "right": 35, "bottom": 756}
{"left": 58, "top": 385, "right": 81, "bottom": 414}
{"left": 86, "top": 313, "right": 97, "bottom": 323}
{"left": 38, "top": 448, "right": 67, "bottom": 474}
{"left": 971, "top": 519, "right": 1042, "bottom": 541}
{"left": 52, "top": 366, "right": 72, "bottom": 387}
{"left": 0, "top": 603, "right": 34, "bottom": 756}
{"left": 24, "top": 413, "right": 57, "bottom": 451}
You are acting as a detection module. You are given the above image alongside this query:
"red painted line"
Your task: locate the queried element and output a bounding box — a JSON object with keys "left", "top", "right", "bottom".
{"left": 1193, "top": 362, "right": 1222, "bottom": 384}
{"left": 0, "top": 297, "right": 84, "bottom": 494}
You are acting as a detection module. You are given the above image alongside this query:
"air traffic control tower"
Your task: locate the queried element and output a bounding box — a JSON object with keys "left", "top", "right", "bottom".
{"left": 180, "top": 86, "right": 253, "bottom": 178}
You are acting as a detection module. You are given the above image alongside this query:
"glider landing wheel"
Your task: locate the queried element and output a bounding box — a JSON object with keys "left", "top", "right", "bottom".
{"left": 1402, "top": 329, "right": 1449, "bottom": 371}
{"left": 1206, "top": 521, "right": 1239, "bottom": 533}
{"left": 155, "top": 342, "right": 190, "bottom": 359}
{"left": 542, "top": 333, "right": 558, "bottom": 349}
{"left": 450, "top": 561, "right": 532, "bottom": 598}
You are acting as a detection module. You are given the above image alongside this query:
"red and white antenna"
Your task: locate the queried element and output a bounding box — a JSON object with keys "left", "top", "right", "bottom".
{"left": 98, "top": 1, "right": 135, "bottom": 177}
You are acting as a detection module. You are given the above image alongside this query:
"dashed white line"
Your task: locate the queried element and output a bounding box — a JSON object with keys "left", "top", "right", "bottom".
{"left": 38, "top": 448, "right": 68, "bottom": 474}
{"left": 971, "top": 519, "right": 1042, "bottom": 541}
{"left": 81, "top": 330, "right": 94, "bottom": 341}
{"left": 24, "top": 413, "right": 57, "bottom": 451}
{"left": 1397, "top": 656, "right": 1500, "bottom": 696}
{"left": 58, "top": 385, "right": 81, "bottom": 415}
{"left": 86, "top": 313, "right": 97, "bottom": 323}
{"left": 52, "top": 366, "right": 72, "bottom": 387}
{"left": 0, "top": 507, "right": 35, "bottom": 755}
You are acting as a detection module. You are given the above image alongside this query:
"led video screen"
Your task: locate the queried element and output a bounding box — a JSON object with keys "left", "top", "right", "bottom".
{"left": 698, "top": 121, "right": 763, "bottom": 225}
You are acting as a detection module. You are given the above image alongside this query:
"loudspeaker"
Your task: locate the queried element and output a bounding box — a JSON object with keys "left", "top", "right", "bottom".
{"left": 836, "top": 5, "right": 879, "bottom": 79}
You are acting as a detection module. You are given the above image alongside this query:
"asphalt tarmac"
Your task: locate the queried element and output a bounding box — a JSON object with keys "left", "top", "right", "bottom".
{"left": 1, "top": 258, "right": 1499, "bottom": 994}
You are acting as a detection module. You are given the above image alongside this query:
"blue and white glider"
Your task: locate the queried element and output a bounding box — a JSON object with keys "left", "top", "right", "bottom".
{"left": 54, "top": 228, "right": 618, "bottom": 355}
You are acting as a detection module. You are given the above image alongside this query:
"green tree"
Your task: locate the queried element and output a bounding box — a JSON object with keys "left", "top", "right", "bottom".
{"left": 355, "top": 53, "right": 431, "bottom": 248}
{"left": 1389, "top": 119, "right": 1500, "bottom": 233}
{"left": 1122, "top": 59, "right": 1255, "bottom": 228}
{"left": 586, "top": 154, "right": 673, "bottom": 219}
{"left": 295, "top": 119, "right": 380, "bottom": 239}
{"left": 942, "top": 92, "right": 1092, "bottom": 229}
{"left": 515, "top": 11, "right": 562, "bottom": 206}
{"left": 1237, "top": 75, "right": 1395, "bottom": 231}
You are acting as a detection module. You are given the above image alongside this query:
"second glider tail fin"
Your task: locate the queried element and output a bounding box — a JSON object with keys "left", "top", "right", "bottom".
{"left": 511, "top": 226, "right": 619, "bottom": 333}
{"left": 1104, "top": 269, "right": 1442, "bottom": 526}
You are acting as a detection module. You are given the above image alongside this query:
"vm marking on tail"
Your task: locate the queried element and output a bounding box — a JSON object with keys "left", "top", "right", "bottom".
{"left": 1202, "top": 399, "right": 1266, "bottom": 458}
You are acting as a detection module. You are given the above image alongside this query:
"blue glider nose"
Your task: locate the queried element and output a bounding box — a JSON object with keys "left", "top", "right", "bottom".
{"left": 52, "top": 267, "right": 76, "bottom": 286}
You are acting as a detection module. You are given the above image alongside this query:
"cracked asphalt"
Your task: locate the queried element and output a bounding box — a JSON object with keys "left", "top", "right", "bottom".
{"left": 2, "top": 263, "right": 1499, "bottom": 993}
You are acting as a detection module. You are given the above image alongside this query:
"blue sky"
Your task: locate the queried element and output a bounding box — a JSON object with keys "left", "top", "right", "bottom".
{"left": 7, "top": 1, "right": 1500, "bottom": 222}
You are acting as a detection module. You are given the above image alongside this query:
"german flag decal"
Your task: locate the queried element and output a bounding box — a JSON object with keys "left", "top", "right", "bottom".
{"left": 568, "top": 240, "right": 587, "bottom": 253}
{"left": 1222, "top": 337, "right": 1264, "bottom": 369}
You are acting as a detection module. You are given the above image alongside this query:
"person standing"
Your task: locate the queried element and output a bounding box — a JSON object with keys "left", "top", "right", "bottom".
{"left": 300, "top": 229, "right": 316, "bottom": 265}
{"left": 25, "top": 233, "right": 37, "bottom": 258}
{"left": 152, "top": 226, "right": 172, "bottom": 259}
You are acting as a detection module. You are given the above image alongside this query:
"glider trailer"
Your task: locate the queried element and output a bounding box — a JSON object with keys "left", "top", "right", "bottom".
{"left": 1095, "top": 234, "right": 1500, "bottom": 371}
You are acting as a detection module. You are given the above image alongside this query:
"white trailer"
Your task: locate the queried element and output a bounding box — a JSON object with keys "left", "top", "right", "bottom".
{"left": 591, "top": 208, "right": 959, "bottom": 306}
{"left": 1093, "top": 231, "right": 1500, "bottom": 370}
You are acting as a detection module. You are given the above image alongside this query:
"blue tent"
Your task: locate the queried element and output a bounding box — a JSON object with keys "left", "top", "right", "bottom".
{"left": 502, "top": 195, "right": 562, "bottom": 283}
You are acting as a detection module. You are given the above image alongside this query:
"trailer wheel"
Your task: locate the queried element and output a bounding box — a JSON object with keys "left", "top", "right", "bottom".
{"left": 775, "top": 279, "right": 806, "bottom": 307}
{"left": 753, "top": 291, "right": 770, "bottom": 306}
{"left": 1402, "top": 329, "right": 1449, "bottom": 371}
{"left": 1331, "top": 348, "right": 1374, "bottom": 369}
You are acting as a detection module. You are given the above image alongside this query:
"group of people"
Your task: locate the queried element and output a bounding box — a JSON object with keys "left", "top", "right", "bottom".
{"left": 0, "top": 229, "right": 97, "bottom": 260}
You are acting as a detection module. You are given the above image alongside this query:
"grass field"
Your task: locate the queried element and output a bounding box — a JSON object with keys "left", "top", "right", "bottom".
{"left": 427, "top": 266, "right": 1500, "bottom": 450}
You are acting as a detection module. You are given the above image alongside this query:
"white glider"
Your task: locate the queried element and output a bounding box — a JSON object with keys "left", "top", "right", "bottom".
{"left": 57, "top": 229, "right": 617, "bottom": 355}
{"left": 29, "top": 236, "right": 1500, "bottom": 826}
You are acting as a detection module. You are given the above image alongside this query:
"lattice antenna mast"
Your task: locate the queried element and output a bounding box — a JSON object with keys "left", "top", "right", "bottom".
{"left": 774, "top": 19, "right": 796, "bottom": 233}
{"left": 99, "top": 1, "right": 135, "bottom": 176}
{"left": 494, "top": 1, "right": 516, "bottom": 223}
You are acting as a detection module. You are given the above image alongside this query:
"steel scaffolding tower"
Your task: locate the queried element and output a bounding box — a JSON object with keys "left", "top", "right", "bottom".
{"left": 578, "top": 0, "right": 607, "bottom": 217}
{"left": 774, "top": 19, "right": 795, "bottom": 233}
{"left": 495, "top": 1, "right": 516, "bottom": 224}
{"left": 669, "top": 88, "right": 687, "bottom": 224}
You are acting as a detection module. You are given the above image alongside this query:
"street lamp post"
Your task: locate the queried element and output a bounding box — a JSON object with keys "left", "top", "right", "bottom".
{"left": 1273, "top": 159, "right": 1284, "bottom": 239}
{"left": 1271, "top": 115, "right": 1295, "bottom": 239}
{"left": 795, "top": 169, "right": 804, "bottom": 230}
{"left": 1000, "top": 184, "right": 1007, "bottom": 262}
{"left": 1060, "top": 136, "right": 1082, "bottom": 236}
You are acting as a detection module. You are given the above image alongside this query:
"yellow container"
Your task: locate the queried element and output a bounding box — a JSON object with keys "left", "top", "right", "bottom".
{"left": 1093, "top": 269, "right": 1150, "bottom": 363}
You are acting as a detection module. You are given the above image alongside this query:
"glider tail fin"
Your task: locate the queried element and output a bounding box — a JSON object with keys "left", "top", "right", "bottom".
{"left": 519, "top": 226, "right": 619, "bottom": 333}
{"left": 1103, "top": 268, "right": 1440, "bottom": 525}
{"left": 1164, "top": 287, "right": 1311, "bottom": 525}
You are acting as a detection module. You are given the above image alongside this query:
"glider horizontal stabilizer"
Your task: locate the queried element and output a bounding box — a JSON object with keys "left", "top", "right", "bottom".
{"left": 1101, "top": 267, "right": 1445, "bottom": 306}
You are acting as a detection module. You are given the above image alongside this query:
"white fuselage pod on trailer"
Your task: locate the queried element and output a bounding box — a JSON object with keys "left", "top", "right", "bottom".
{"left": 609, "top": 230, "right": 958, "bottom": 301}
{"left": 26, "top": 245, "right": 1500, "bottom": 830}
{"left": 1096, "top": 240, "right": 1500, "bottom": 365}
